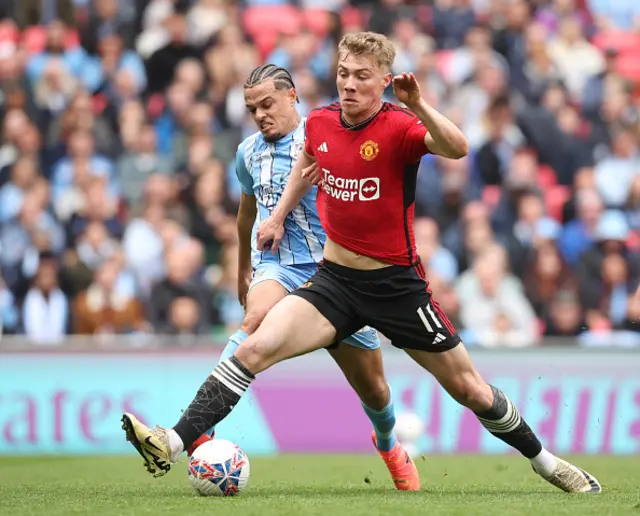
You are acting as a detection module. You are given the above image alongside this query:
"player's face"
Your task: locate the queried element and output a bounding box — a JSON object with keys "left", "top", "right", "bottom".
{"left": 244, "top": 81, "right": 298, "bottom": 142}
{"left": 336, "top": 54, "right": 391, "bottom": 120}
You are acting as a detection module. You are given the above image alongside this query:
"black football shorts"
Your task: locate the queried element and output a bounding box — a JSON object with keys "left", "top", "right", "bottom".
{"left": 290, "top": 260, "right": 460, "bottom": 352}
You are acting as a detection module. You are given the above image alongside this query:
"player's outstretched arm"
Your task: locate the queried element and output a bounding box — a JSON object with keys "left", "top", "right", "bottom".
{"left": 237, "top": 192, "right": 257, "bottom": 306}
{"left": 392, "top": 72, "right": 469, "bottom": 159}
{"left": 257, "top": 151, "right": 316, "bottom": 254}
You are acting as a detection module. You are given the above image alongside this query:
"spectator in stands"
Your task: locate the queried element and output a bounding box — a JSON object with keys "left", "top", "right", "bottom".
{"left": 492, "top": 148, "right": 539, "bottom": 234}
{"left": 577, "top": 210, "right": 640, "bottom": 322}
{"left": 50, "top": 129, "right": 116, "bottom": 204}
{"left": 46, "top": 90, "right": 117, "bottom": 162}
{"left": 186, "top": 160, "right": 234, "bottom": 265}
{"left": 475, "top": 96, "right": 526, "bottom": 186}
{"left": 146, "top": 14, "right": 200, "bottom": 94}
{"left": 368, "top": 0, "right": 405, "bottom": 36}
{"left": 118, "top": 123, "right": 173, "bottom": 207}
{"left": 25, "top": 20, "right": 86, "bottom": 85}
{"left": 32, "top": 57, "right": 78, "bottom": 117}
{"left": 122, "top": 202, "right": 166, "bottom": 296}
{"left": 147, "top": 243, "right": 213, "bottom": 333}
{"left": 0, "top": 108, "right": 30, "bottom": 178}
{"left": 174, "top": 58, "right": 206, "bottom": 97}
{"left": 594, "top": 128, "right": 640, "bottom": 208}
{"left": 0, "top": 156, "right": 39, "bottom": 223}
{"left": 454, "top": 63, "right": 508, "bottom": 149}
{"left": 524, "top": 240, "right": 577, "bottom": 318}
{"left": 431, "top": 0, "right": 476, "bottom": 50}
{"left": 15, "top": 0, "right": 75, "bottom": 29}
{"left": 492, "top": 0, "right": 531, "bottom": 94}
{"left": 154, "top": 81, "right": 194, "bottom": 158}
{"left": 73, "top": 256, "right": 145, "bottom": 334}
{"left": 597, "top": 252, "right": 635, "bottom": 329}
{"left": 0, "top": 274, "right": 18, "bottom": 336}
{"left": 456, "top": 244, "right": 538, "bottom": 347}
{"left": 22, "top": 252, "right": 68, "bottom": 344}
{"left": 66, "top": 174, "right": 122, "bottom": 243}
{"left": 446, "top": 24, "right": 508, "bottom": 87}
{"left": 512, "top": 189, "right": 561, "bottom": 251}
{"left": 627, "top": 176, "right": 640, "bottom": 232}
{"left": 80, "top": 0, "right": 137, "bottom": 55}
{"left": 548, "top": 18, "right": 604, "bottom": 98}
{"left": 82, "top": 33, "right": 146, "bottom": 97}
{"left": 582, "top": 48, "right": 621, "bottom": 119}
{"left": 203, "top": 24, "right": 257, "bottom": 110}
{"left": 167, "top": 296, "right": 208, "bottom": 338}
{"left": 559, "top": 188, "right": 603, "bottom": 265}
{"left": 0, "top": 191, "right": 65, "bottom": 290}
{"left": 415, "top": 217, "right": 459, "bottom": 284}
{"left": 535, "top": 0, "right": 591, "bottom": 36}
{"left": 543, "top": 290, "right": 586, "bottom": 338}
{"left": 186, "top": 0, "right": 228, "bottom": 47}
{"left": 391, "top": 18, "right": 433, "bottom": 74}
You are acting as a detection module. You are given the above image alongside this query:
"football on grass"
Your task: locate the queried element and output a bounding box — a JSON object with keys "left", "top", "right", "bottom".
{"left": 188, "top": 439, "right": 250, "bottom": 496}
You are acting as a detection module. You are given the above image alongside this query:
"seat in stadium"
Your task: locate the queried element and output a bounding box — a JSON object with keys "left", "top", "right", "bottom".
{"left": 302, "top": 9, "right": 331, "bottom": 39}
{"left": 242, "top": 5, "right": 302, "bottom": 58}
{"left": 22, "top": 25, "right": 80, "bottom": 55}
{"left": 545, "top": 185, "right": 571, "bottom": 222}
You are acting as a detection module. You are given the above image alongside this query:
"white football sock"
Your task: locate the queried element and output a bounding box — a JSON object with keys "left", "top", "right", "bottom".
{"left": 530, "top": 447, "right": 558, "bottom": 477}
{"left": 167, "top": 429, "right": 185, "bottom": 463}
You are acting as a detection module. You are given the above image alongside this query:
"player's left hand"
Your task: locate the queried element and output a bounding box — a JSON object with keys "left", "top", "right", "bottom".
{"left": 392, "top": 72, "right": 421, "bottom": 107}
{"left": 257, "top": 215, "right": 285, "bottom": 255}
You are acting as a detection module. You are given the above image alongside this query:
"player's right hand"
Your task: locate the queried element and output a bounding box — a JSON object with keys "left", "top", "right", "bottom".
{"left": 237, "top": 268, "right": 252, "bottom": 307}
{"left": 301, "top": 162, "right": 322, "bottom": 185}
{"left": 257, "top": 216, "right": 285, "bottom": 255}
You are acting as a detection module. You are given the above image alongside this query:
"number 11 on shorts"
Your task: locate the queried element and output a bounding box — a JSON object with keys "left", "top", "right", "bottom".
{"left": 416, "top": 305, "right": 446, "bottom": 345}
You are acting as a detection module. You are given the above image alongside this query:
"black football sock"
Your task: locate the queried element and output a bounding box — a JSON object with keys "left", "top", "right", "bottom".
{"left": 173, "top": 356, "right": 255, "bottom": 449}
{"left": 474, "top": 385, "right": 542, "bottom": 459}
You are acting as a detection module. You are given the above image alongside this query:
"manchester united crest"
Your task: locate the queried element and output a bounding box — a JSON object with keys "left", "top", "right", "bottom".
{"left": 359, "top": 140, "right": 379, "bottom": 161}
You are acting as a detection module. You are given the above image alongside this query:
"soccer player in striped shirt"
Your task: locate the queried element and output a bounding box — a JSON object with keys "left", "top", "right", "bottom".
{"left": 123, "top": 64, "right": 419, "bottom": 490}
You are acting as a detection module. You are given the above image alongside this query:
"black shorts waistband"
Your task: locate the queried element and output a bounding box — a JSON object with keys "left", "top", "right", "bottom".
{"left": 321, "top": 259, "right": 414, "bottom": 281}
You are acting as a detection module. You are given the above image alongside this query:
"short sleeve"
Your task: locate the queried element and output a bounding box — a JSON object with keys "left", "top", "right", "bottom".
{"left": 303, "top": 114, "right": 315, "bottom": 157}
{"left": 400, "top": 117, "right": 429, "bottom": 164}
{"left": 235, "top": 141, "right": 254, "bottom": 196}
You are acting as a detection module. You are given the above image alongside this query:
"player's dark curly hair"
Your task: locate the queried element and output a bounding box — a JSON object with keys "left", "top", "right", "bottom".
{"left": 244, "top": 64, "right": 299, "bottom": 102}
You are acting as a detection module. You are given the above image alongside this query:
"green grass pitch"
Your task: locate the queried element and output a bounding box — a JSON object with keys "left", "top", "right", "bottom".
{"left": 1, "top": 455, "right": 638, "bottom": 516}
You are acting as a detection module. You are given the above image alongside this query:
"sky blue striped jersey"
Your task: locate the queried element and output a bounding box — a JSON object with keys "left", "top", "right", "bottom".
{"left": 235, "top": 117, "right": 325, "bottom": 268}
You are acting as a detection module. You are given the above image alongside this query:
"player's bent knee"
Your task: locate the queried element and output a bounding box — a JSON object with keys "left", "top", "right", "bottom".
{"left": 234, "top": 332, "right": 279, "bottom": 375}
{"left": 445, "top": 372, "right": 492, "bottom": 412}
{"left": 358, "top": 376, "right": 390, "bottom": 410}
{"left": 240, "top": 308, "right": 268, "bottom": 335}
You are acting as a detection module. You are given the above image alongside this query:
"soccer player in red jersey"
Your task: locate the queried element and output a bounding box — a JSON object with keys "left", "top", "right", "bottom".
{"left": 122, "top": 32, "right": 600, "bottom": 493}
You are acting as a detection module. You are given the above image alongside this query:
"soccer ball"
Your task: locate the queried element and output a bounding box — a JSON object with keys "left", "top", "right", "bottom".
{"left": 188, "top": 439, "right": 250, "bottom": 496}
{"left": 395, "top": 412, "right": 423, "bottom": 457}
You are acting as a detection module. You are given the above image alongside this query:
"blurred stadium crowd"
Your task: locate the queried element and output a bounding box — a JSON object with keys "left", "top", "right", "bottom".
{"left": 0, "top": 0, "right": 638, "bottom": 347}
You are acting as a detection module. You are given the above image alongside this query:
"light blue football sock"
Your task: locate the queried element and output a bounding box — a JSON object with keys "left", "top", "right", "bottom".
{"left": 206, "top": 329, "right": 248, "bottom": 436}
{"left": 362, "top": 388, "right": 397, "bottom": 452}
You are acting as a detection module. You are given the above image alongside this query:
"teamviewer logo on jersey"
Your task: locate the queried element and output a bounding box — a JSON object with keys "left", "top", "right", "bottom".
{"left": 322, "top": 169, "right": 380, "bottom": 202}
{"left": 358, "top": 178, "right": 380, "bottom": 201}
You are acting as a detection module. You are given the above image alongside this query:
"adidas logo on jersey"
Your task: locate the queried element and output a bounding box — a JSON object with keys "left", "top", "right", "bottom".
{"left": 432, "top": 333, "right": 446, "bottom": 345}
{"left": 317, "top": 142, "right": 328, "bottom": 152}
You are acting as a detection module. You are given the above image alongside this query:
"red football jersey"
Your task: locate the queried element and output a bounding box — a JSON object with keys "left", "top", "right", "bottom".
{"left": 304, "top": 102, "right": 429, "bottom": 266}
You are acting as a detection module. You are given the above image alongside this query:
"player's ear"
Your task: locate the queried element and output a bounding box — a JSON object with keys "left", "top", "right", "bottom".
{"left": 288, "top": 87, "right": 298, "bottom": 106}
{"left": 382, "top": 73, "right": 392, "bottom": 89}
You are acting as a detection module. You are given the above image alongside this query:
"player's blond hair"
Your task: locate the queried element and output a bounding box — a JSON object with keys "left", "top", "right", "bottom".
{"left": 337, "top": 32, "right": 396, "bottom": 72}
